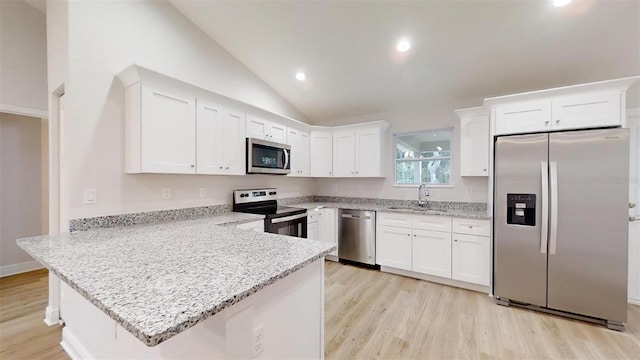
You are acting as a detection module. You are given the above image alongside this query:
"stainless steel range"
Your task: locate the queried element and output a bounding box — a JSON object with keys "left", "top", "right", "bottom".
{"left": 233, "top": 188, "right": 307, "bottom": 238}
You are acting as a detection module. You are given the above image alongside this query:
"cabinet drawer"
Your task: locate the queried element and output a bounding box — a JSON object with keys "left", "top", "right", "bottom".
{"left": 412, "top": 215, "right": 452, "bottom": 232}
{"left": 307, "top": 210, "right": 318, "bottom": 223}
{"left": 378, "top": 212, "right": 413, "bottom": 228}
{"left": 452, "top": 218, "right": 490, "bottom": 236}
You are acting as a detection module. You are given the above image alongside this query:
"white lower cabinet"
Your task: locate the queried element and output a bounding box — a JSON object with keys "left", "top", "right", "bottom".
{"left": 376, "top": 225, "right": 412, "bottom": 270}
{"left": 412, "top": 229, "right": 451, "bottom": 278}
{"left": 236, "top": 220, "right": 265, "bottom": 233}
{"left": 452, "top": 233, "right": 490, "bottom": 286}
{"left": 376, "top": 212, "right": 491, "bottom": 289}
{"left": 308, "top": 208, "right": 338, "bottom": 258}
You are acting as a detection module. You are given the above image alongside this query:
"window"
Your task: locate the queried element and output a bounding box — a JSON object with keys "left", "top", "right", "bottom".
{"left": 395, "top": 129, "right": 452, "bottom": 185}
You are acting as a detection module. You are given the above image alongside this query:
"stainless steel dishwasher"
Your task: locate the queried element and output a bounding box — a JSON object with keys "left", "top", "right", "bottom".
{"left": 338, "top": 209, "right": 376, "bottom": 265}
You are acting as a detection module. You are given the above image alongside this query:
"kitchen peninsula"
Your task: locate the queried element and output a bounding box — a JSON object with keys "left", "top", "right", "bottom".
{"left": 17, "top": 215, "right": 335, "bottom": 359}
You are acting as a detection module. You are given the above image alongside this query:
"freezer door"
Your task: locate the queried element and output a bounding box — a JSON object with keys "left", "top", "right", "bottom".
{"left": 494, "top": 133, "right": 549, "bottom": 306}
{"left": 547, "top": 129, "right": 629, "bottom": 323}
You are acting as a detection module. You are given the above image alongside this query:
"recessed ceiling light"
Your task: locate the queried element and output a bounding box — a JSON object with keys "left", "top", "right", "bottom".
{"left": 295, "top": 72, "right": 306, "bottom": 81}
{"left": 396, "top": 39, "right": 411, "bottom": 53}
{"left": 553, "top": 0, "right": 572, "bottom": 7}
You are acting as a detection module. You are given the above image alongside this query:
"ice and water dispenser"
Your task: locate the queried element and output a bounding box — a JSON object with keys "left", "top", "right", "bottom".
{"left": 506, "top": 194, "right": 536, "bottom": 226}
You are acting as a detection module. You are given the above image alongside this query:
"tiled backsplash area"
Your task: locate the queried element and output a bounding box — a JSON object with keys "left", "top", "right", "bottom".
{"left": 69, "top": 195, "right": 487, "bottom": 232}
{"left": 309, "top": 196, "right": 487, "bottom": 212}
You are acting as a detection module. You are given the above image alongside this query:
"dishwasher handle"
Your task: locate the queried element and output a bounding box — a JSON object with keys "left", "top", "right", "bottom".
{"left": 341, "top": 214, "right": 371, "bottom": 220}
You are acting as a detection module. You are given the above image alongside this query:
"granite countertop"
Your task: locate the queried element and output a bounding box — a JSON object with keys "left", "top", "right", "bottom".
{"left": 293, "top": 202, "right": 490, "bottom": 219}
{"left": 17, "top": 216, "right": 334, "bottom": 347}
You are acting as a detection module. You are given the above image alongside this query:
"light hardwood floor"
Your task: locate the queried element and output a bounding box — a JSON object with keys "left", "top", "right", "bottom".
{"left": 1, "top": 263, "right": 639, "bottom": 359}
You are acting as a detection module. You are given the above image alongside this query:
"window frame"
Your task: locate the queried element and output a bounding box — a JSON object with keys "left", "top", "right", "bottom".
{"left": 393, "top": 128, "right": 454, "bottom": 188}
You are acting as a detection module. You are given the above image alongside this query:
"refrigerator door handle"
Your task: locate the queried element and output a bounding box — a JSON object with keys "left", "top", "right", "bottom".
{"left": 549, "top": 161, "right": 558, "bottom": 255}
{"left": 540, "top": 162, "right": 549, "bottom": 254}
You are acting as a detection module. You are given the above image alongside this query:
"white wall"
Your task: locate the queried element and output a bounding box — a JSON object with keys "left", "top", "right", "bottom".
{"left": 0, "top": 0, "right": 47, "bottom": 114}
{"left": 51, "top": 0, "right": 313, "bottom": 220}
{"left": 315, "top": 99, "right": 489, "bottom": 203}
{"left": 0, "top": 113, "right": 46, "bottom": 274}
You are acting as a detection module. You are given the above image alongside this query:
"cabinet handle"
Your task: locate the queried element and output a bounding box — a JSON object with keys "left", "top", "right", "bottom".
{"left": 219, "top": 166, "right": 223, "bottom": 169}
{"left": 329, "top": 172, "right": 332, "bottom": 175}
{"left": 483, "top": 168, "right": 487, "bottom": 172}
{"left": 468, "top": 225, "right": 473, "bottom": 228}
{"left": 544, "top": 120, "right": 550, "bottom": 125}
{"left": 190, "top": 164, "right": 195, "bottom": 168}
{"left": 555, "top": 119, "right": 560, "bottom": 124}
{"left": 630, "top": 202, "right": 636, "bottom": 209}
{"left": 355, "top": 171, "right": 359, "bottom": 174}
{"left": 454, "top": 239, "right": 458, "bottom": 242}
{"left": 226, "top": 166, "right": 229, "bottom": 169}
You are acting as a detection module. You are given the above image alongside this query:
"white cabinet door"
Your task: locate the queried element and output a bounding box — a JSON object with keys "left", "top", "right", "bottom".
{"left": 222, "top": 107, "right": 246, "bottom": 175}
{"left": 269, "top": 123, "right": 288, "bottom": 144}
{"left": 460, "top": 114, "right": 489, "bottom": 176}
{"left": 196, "top": 100, "right": 245, "bottom": 175}
{"left": 552, "top": 91, "right": 621, "bottom": 130}
{"left": 141, "top": 85, "right": 196, "bottom": 173}
{"left": 494, "top": 100, "right": 552, "bottom": 135}
{"left": 307, "top": 220, "right": 318, "bottom": 241}
{"left": 333, "top": 130, "right": 356, "bottom": 177}
{"left": 452, "top": 233, "right": 490, "bottom": 286}
{"left": 196, "top": 99, "right": 225, "bottom": 175}
{"left": 318, "top": 208, "right": 337, "bottom": 256}
{"left": 246, "top": 113, "right": 270, "bottom": 140}
{"left": 355, "top": 127, "right": 382, "bottom": 177}
{"left": 310, "top": 130, "right": 333, "bottom": 177}
{"left": 412, "top": 229, "right": 452, "bottom": 278}
{"left": 287, "top": 129, "right": 310, "bottom": 177}
{"left": 298, "top": 132, "right": 310, "bottom": 176}
{"left": 246, "top": 113, "right": 287, "bottom": 143}
{"left": 376, "top": 225, "right": 412, "bottom": 270}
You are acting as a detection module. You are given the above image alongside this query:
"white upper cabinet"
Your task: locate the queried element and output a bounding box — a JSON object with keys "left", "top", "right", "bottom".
{"left": 142, "top": 85, "right": 197, "bottom": 174}
{"left": 246, "top": 113, "right": 287, "bottom": 144}
{"left": 310, "top": 129, "right": 333, "bottom": 177}
{"left": 494, "top": 100, "right": 551, "bottom": 135}
{"left": 287, "top": 128, "right": 310, "bottom": 177}
{"left": 196, "top": 97, "right": 246, "bottom": 175}
{"left": 124, "top": 81, "right": 197, "bottom": 174}
{"left": 551, "top": 91, "right": 621, "bottom": 130}
{"left": 487, "top": 77, "right": 638, "bottom": 136}
{"left": 456, "top": 107, "right": 490, "bottom": 177}
{"left": 332, "top": 122, "right": 388, "bottom": 177}
{"left": 332, "top": 129, "right": 356, "bottom": 177}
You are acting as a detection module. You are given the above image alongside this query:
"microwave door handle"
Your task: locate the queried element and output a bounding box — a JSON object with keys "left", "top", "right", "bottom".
{"left": 283, "top": 149, "right": 289, "bottom": 169}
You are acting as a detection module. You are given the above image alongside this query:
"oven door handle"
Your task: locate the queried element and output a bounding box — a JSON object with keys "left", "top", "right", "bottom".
{"left": 271, "top": 213, "right": 307, "bottom": 223}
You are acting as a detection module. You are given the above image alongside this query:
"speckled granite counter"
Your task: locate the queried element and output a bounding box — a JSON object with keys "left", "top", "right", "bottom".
{"left": 294, "top": 202, "right": 490, "bottom": 219}
{"left": 17, "top": 216, "right": 334, "bottom": 347}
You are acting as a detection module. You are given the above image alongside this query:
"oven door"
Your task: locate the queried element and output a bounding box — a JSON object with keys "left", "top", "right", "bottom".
{"left": 247, "top": 138, "right": 291, "bottom": 175}
{"left": 268, "top": 213, "right": 307, "bottom": 238}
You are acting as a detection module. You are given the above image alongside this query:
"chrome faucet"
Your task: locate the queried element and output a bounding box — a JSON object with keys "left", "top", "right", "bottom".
{"left": 418, "top": 183, "right": 430, "bottom": 207}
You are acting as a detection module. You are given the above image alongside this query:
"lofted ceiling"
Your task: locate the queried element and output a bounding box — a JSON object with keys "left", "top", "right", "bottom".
{"left": 169, "top": 0, "right": 640, "bottom": 123}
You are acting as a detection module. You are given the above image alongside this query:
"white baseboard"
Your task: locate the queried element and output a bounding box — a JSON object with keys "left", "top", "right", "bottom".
{"left": 61, "top": 327, "right": 94, "bottom": 360}
{"left": 0, "top": 103, "right": 48, "bottom": 119}
{"left": 0, "top": 260, "right": 44, "bottom": 278}
{"left": 628, "top": 298, "right": 640, "bottom": 306}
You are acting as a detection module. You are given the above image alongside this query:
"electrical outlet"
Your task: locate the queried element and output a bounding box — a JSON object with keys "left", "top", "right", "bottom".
{"left": 466, "top": 187, "right": 473, "bottom": 195}
{"left": 83, "top": 188, "right": 97, "bottom": 204}
{"left": 199, "top": 188, "right": 207, "bottom": 198}
{"left": 162, "top": 188, "right": 171, "bottom": 200}
{"left": 252, "top": 324, "right": 264, "bottom": 357}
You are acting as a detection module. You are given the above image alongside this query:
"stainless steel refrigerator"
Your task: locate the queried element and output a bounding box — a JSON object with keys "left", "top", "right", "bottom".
{"left": 493, "top": 128, "right": 629, "bottom": 331}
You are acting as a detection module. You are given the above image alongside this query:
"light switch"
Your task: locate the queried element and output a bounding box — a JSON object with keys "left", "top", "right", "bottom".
{"left": 83, "top": 188, "right": 97, "bottom": 204}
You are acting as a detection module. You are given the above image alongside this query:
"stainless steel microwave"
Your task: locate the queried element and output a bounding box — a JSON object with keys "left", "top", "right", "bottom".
{"left": 246, "top": 138, "right": 291, "bottom": 175}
